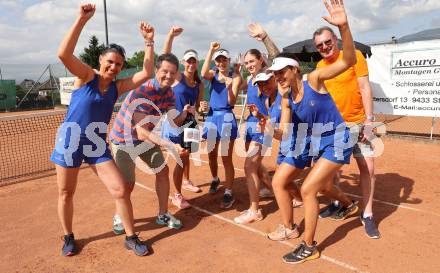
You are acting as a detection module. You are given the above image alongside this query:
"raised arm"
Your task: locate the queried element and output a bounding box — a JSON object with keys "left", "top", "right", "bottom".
{"left": 248, "top": 22, "right": 280, "bottom": 63}
{"left": 227, "top": 75, "right": 242, "bottom": 106}
{"left": 57, "top": 3, "right": 96, "bottom": 82}
{"left": 117, "top": 22, "right": 155, "bottom": 95}
{"left": 309, "top": 0, "right": 356, "bottom": 89}
{"left": 201, "top": 42, "right": 220, "bottom": 80}
{"left": 162, "top": 26, "right": 183, "bottom": 54}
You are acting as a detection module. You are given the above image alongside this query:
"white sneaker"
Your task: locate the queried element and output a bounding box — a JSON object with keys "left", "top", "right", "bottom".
{"left": 234, "top": 209, "right": 263, "bottom": 224}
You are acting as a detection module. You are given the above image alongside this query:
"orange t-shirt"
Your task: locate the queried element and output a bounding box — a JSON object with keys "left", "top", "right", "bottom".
{"left": 316, "top": 50, "right": 368, "bottom": 123}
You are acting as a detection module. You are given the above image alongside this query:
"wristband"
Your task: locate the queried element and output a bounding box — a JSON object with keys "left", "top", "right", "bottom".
{"left": 145, "top": 40, "right": 154, "bottom": 46}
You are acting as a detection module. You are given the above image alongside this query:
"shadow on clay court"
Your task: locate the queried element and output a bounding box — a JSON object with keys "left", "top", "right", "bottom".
{"left": 318, "top": 172, "right": 420, "bottom": 251}
{"left": 339, "top": 172, "right": 421, "bottom": 224}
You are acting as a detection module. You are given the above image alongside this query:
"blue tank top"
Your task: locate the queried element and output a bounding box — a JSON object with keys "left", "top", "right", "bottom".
{"left": 209, "top": 71, "right": 233, "bottom": 111}
{"left": 291, "top": 81, "right": 345, "bottom": 135}
{"left": 246, "top": 78, "right": 268, "bottom": 122}
{"left": 268, "top": 91, "right": 283, "bottom": 126}
{"left": 64, "top": 74, "right": 118, "bottom": 136}
{"left": 173, "top": 73, "right": 199, "bottom": 112}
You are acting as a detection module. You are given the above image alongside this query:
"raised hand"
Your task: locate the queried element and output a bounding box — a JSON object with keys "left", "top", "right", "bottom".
{"left": 169, "top": 26, "right": 183, "bottom": 37}
{"left": 199, "top": 101, "right": 209, "bottom": 113}
{"left": 183, "top": 104, "right": 196, "bottom": 115}
{"left": 79, "top": 3, "right": 95, "bottom": 21}
{"left": 210, "top": 42, "right": 221, "bottom": 52}
{"left": 247, "top": 22, "right": 268, "bottom": 41}
{"left": 247, "top": 104, "right": 260, "bottom": 117}
{"left": 140, "top": 21, "right": 154, "bottom": 41}
{"left": 322, "top": 0, "right": 348, "bottom": 27}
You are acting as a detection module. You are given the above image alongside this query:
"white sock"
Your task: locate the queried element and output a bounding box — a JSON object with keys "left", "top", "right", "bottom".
{"left": 333, "top": 200, "right": 340, "bottom": 206}
{"left": 225, "top": 188, "right": 232, "bottom": 195}
{"left": 213, "top": 176, "right": 219, "bottom": 182}
{"left": 363, "top": 212, "right": 373, "bottom": 218}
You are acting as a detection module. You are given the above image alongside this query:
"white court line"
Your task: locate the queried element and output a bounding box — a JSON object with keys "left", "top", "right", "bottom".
{"left": 189, "top": 157, "right": 440, "bottom": 218}
{"left": 134, "top": 181, "right": 366, "bottom": 273}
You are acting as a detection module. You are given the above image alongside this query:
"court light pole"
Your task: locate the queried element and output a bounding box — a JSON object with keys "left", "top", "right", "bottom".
{"left": 103, "top": 0, "right": 109, "bottom": 46}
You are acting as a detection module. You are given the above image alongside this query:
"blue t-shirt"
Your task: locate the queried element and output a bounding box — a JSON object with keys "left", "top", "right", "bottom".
{"left": 64, "top": 74, "right": 117, "bottom": 137}
{"left": 173, "top": 73, "right": 199, "bottom": 112}
{"left": 209, "top": 71, "right": 233, "bottom": 111}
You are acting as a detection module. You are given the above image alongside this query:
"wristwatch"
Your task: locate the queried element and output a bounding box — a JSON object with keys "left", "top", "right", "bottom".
{"left": 366, "top": 115, "right": 375, "bottom": 121}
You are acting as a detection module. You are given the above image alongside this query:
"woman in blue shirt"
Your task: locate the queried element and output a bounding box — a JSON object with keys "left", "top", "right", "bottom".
{"left": 52, "top": 3, "right": 153, "bottom": 257}
{"left": 201, "top": 42, "right": 242, "bottom": 209}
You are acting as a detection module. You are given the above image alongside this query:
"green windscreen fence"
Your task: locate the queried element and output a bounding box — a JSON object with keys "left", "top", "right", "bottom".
{"left": 0, "top": 80, "right": 16, "bottom": 111}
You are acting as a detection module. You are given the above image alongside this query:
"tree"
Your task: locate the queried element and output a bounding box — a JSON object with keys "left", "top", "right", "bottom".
{"left": 126, "top": 50, "right": 159, "bottom": 69}
{"left": 79, "top": 35, "right": 105, "bottom": 69}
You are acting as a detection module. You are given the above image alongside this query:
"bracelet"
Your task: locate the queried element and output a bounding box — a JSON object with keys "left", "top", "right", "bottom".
{"left": 366, "top": 115, "right": 375, "bottom": 121}
{"left": 145, "top": 40, "right": 154, "bottom": 46}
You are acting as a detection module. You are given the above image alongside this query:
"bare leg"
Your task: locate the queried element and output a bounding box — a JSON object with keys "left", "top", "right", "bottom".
{"left": 183, "top": 155, "right": 190, "bottom": 182}
{"left": 221, "top": 140, "right": 235, "bottom": 190}
{"left": 208, "top": 141, "right": 219, "bottom": 179}
{"left": 244, "top": 141, "right": 264, "bottom": 211}
{"left": 272, "top": 163, "right": 302, "bottom": 228}
{"left": 92, "top": 161, "right": 135, "bottom": 236}
{"left": 56, "top": 165, "right": 80, "bottom": 235}
{"left": 173, "top": 154, "right": 189, "bottom": 194}
{"left": 355, "top": 155, "right": 375, "bottom": 215}
{"left": 300, "top": 158, "right": 350, "bottom": 246}
{"left": 155, "top": 165, "right": 171, "bottom": 215}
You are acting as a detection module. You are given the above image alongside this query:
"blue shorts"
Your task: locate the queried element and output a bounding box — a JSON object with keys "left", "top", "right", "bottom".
{"left": 50, "top": 129, "right": 112, "bottom": 168}
{"left": 277, "top": 136, "right": 312, "bottom": 169}
{"left": 312, "top": 131, "right": 353, "bottom": 165}
{"left": 244, "top": 116, "right": 264, "bottom": 144}
{"left": 202, "top": 109, "right": 239, "bottom": 141}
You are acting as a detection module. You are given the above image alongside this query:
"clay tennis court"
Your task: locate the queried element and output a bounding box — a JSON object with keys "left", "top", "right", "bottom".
{"left": 1, "top": 110, "right": 439, "bottom": 273}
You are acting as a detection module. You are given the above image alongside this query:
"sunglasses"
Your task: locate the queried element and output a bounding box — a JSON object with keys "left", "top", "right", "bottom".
{"left": 315, "top": 39, "right": 333, "bottom": 50}
{"left": 104, "top": 43, "right": 126, "bottom": 58}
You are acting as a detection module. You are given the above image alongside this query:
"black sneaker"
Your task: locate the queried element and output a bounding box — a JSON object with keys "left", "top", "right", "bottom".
{"left": 360, "top": 213, "right": 381, "bottom": 239}
{"left": 209, "top": 178, "right": 220, "bottom": 194}
{"left": 61, "top": 233, "right": 77, "bottom": 257}
{"left": 125, "top": 234, "right": 149, "bottom": 256}
{"left": 330, "top": 200, "right": 359, "bottom": 221}
{"left": 220, "top": 193, "right": 235, "bottom": 209}
{"left": 282, "top": 241, "right": 320, "bottom": 264}
{"left": 319, "top": 203, "right": 340, "bottom": 218}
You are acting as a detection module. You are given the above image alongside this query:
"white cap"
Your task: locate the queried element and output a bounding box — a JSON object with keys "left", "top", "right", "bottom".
{"left": 267, "top": 57, "right": 300, "bottom": 71}
{"left": 183, "top": 51, "right": 199, "bottom": 61}
{"left": 253, "top": 72, "right": 274, "bottom": 85}
{"left": 213, "top": 49, "right": 230, "bottom": 60}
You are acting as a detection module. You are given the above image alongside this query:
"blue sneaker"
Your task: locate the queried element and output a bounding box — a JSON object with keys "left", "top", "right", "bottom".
{"left": 319, "top": 202, "right": 340, "bottom": 218}
{"left": 282, "top": 241, "right": 320, "bottom": 264}
{"left": 360, "top": 213, "right": 381, "bottom": 239}
{"left": 156, "top": 212, "right": 183, "bottom": 229}
{"left": 209, "top": 177, "right": 220, "bottom": 194}
{"left": 62, "top": 233, "right": 77, "bottom": 256}
{"left": 125, "top": 234, "right": 149, "bottom": 256}
{"left": 330, "top": 200, "right": 359, "bottom": 221}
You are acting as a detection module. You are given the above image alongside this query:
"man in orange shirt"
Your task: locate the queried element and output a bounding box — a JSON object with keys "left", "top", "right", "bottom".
{"left": 313, "top": 26, "right": 380, "bottom": 239}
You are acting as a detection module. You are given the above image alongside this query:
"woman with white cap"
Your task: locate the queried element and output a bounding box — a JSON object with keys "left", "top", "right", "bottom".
{"left": 201, "top": 42, "right": 242, "bottom": 209}
{"left": 267, "top": 0, "right": 359, "bottom": 264}
{"left": 162, "top": 26, "right": 208, "bottom": 209}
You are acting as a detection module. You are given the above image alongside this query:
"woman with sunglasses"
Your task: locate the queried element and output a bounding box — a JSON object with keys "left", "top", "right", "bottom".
{"left": 161, "top": 26, "right": 209, "bottom": 209}
{"left": 201, "top": 42, "right": 242, "bottom": 209}
{"left": 50, "top": 3, "right": 154, "bottom": 256}
{"left": 267, "top": 0, "right": 359, "bottom": 264}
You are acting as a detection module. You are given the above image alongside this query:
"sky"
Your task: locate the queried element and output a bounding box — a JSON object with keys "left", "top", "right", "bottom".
{"left": 1, "top": 0, "right": 440, "bottom": 81}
